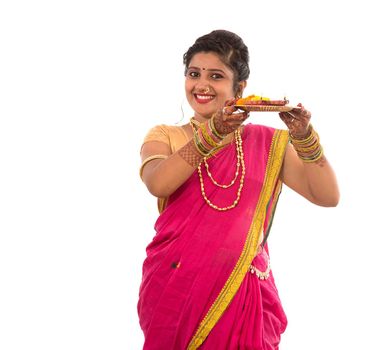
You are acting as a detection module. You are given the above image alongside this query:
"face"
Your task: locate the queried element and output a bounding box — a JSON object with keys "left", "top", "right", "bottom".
{"left": 185, "top": 52, "right": 237, "bottom": 121}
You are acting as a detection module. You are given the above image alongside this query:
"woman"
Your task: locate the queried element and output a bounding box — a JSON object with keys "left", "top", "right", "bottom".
{"left": 137, "top": 30, "right": 339, "bottom": 349}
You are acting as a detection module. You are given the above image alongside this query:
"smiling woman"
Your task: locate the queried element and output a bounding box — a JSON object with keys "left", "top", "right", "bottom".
{"left": 185, "top": 52, "right": 241, "bottom": 122}
{"left": 137, "top": 29, "right": 339, "bottom": 349}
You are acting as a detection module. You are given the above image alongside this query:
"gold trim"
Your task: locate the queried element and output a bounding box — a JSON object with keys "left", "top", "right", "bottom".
{"left": 157, "top": 197, "right": 168, "bottom": 214}
{"left": 260, "top": 179, "right": 284, "bottom": 247}
{"left": 139, "top": 154, "right": 168, "bottom": 179}
{"left": 187, "top": 129, "right": 289, "bottom": 349}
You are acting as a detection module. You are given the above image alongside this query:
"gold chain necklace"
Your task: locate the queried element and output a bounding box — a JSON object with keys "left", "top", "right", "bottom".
{"left": 190, "top": 118, "right": 246, "bottom": 211}
{"left": 203, "top": 134, "right": 241, "bottom": 188}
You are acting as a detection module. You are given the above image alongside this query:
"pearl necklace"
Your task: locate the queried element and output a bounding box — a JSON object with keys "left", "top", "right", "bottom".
{"left": 190, "top": 118, "right": 246, "bottom": 211}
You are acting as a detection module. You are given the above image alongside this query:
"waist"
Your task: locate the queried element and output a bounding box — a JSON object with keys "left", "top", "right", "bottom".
{"left": 249, "top": 244, "right": 271, "bottom": 280}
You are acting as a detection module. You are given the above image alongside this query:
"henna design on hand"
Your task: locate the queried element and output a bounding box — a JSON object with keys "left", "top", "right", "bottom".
{"left": 279, "top": 103, "right": 311, "bottom": 138}
{"left": 213, "top": 99, "right": 249, "bottom": 136}
{"left": 178, "top": 140, "right": 203, "bottom": 167}
{"left": 213, "top": 112, "right": 238, "bottom": 135}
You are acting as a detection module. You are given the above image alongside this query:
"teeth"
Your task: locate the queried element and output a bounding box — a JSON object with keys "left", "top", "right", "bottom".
{"left": 196, "top": 95, "right": 213, "bottom": 100}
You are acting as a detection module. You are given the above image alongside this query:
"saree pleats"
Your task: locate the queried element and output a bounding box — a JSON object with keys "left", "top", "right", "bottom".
{"left": 138, "top": 125, "right": 289, "bottom": 349}
{"left": 199, "top": 250, "right": 287, "bottom": 349}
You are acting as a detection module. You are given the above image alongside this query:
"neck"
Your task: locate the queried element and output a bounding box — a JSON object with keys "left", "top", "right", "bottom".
{"left": 192, "top": 112, "right": 213, "bottom": 124}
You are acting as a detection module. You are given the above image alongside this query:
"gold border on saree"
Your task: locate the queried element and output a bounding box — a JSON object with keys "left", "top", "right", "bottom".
{"left": 187, "top": 129, "right": 289, "bottom": 349}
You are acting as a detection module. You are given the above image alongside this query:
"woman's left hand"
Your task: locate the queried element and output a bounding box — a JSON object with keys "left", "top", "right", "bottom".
{"left": 279, "top": 103, "right": 311, "bottom": 138}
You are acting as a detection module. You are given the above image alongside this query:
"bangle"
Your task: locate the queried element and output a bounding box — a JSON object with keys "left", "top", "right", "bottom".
{"left": 139, "top": 154, "right": 168, "bottom": 178}
{"left": 193, "top": 118, "right": 224, "bottom": 157}
{"left": 193, "top": 137, "right": 210, "bottom": 157}
{"left": 209, "top": 115, "right": 226, "bottom": 140}
{"left": 290, "top": 124, "right": 324, "bottom": 163}
{"left": 200, "top": 122, "right": 222, "bottom": 148}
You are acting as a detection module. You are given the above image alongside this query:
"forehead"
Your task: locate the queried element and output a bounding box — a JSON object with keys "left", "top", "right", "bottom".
{"left": 188, "top": 52, "right": 233, "bottom": 75}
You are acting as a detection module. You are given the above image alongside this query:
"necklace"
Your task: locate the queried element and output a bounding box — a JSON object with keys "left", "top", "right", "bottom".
{"left": 190, "top": 118, "right": 246, "bottom": 211}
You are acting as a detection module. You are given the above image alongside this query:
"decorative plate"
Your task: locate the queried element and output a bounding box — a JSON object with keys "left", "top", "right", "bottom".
{"left": 234, "top": 105, "right": 299, "bottom": 112}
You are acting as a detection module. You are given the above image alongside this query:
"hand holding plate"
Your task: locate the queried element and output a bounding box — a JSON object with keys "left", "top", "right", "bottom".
{"left": 279, "top": 103, "right": 311, "bottom": 138}
{"left": 212, "top": 99, "right": 249, "bottom": 136}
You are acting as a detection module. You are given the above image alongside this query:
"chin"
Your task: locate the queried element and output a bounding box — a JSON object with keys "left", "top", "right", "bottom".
{"left": 195, "top": 111, "right": 214, "bottom": 120}
{"left": 194, "top": 106, "right": 217, "bottom": 118}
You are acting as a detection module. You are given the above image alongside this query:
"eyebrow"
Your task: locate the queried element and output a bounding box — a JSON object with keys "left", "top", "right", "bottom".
{"left": 187, "top": 66, "right": 226, "bottom": 74}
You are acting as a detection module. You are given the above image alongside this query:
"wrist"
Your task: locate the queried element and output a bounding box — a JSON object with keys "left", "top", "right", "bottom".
{"left": 290, "top": 124, "right": 324, "bottom": 163}
{"left": 193, "top": 118, "right": 224, "bottom": 157}
{"left": 289, "top": 124, "right": 312, "bottom": 140}
{"left": 211, "top": 113, "right": 231, "bottom": 138}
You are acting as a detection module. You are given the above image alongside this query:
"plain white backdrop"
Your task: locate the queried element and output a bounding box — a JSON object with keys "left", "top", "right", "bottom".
{"left": 1, "top": 0, "right": 391, "bottom": 349}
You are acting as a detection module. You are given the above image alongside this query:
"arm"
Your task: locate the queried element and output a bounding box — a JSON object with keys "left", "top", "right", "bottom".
{"left": 280, "top": 143, "right": 339, "bottom": 207}
{"left": 279, "top": 104, "right": 340, "bottom": 207}
{"left": 140, "top": 100, "right": 249, "bottom": 198}
{"left": 140, "top": 139, "right": 203, "bottom": 198}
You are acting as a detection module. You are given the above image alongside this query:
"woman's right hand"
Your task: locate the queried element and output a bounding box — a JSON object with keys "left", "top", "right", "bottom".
{"left": 213, "top": 99, "right": 249, "bottom": 136}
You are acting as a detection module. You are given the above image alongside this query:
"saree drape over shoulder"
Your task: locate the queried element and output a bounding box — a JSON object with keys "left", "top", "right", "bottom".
{"left": 138, "top": 124, "right": 289, "bottom": 349}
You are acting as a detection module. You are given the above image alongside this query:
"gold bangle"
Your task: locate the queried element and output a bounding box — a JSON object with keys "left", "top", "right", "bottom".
{"left": 295, "top": 140, "right": 320, "bottom": 153}
{"left": 139, "top": 154, "right": 168, "bottom": 178}
{"left": 200, "top": 123, "right": 221, "bottom": 148}
{"left": 290, "top": 125, "right": 325, "bottom": 163}
{"left": 193, "top": 134, "right": 211, "bottom": 157}
{"left": 209, "top": 116, "right": 225, "bottom": 140}
{"left": 299, "top": 146, "right": 324, "bottom": 162}
{"left": 289, "top": 124, "right": 316, "bottom": 144}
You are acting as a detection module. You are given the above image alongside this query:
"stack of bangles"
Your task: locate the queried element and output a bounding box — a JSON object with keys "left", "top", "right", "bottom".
{"left": 193, "top": 117, "right": 226, "bottom": 156}
{"left": 290, "top": 124, "right": 324, "bottom": 163}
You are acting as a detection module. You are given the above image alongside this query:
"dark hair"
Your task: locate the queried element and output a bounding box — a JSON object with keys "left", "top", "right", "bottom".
{"left": 183, "top": 30, "right": 250, "bottom": 93}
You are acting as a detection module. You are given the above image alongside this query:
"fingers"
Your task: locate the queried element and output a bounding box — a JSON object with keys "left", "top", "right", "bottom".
{"left": 223, "top": 105, "right": 237, "bottom": 115}
{"left": 280, "top": 104, "right": 312, "bottom": 139}
{"left": 280, "top": 106, "right": 311, "bottom": 124}
{"left": 279, "top": 112, "right": 297, "bottom": 127}
{"left": 223, "top": 111, "right": 249, "bottom": 123}
{"left": 294, "top": 103, "right": 311, "bottom": 119}
{"left": 279, "top": 111, "right": 298, "bottom": 118}
{"left": 287, "top": 111, "right": 299, "bottom": 120}
{"left": 224, "top": 98, "right": 237, "bottom": 107}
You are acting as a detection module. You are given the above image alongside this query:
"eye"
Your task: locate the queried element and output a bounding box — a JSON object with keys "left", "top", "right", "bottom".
{"left": 211, "top": 73, "right": 224, "bottom": 80}
{"left": 187, "top": 70, "right": 200, "bottom": 78}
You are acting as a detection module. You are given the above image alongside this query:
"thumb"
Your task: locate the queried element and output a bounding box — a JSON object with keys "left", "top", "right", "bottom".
{"left": 225, "top": 98, "right": 236, "bottom": 107}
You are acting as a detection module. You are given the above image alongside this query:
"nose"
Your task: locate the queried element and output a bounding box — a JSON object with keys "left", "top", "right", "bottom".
{"left": 193, "top": 74, "right": 212, "bottom": 94}
{"left": 195, "top": 81, "right": 211, "bottom": 94}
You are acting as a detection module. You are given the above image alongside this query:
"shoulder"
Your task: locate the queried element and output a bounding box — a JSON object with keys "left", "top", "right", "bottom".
{"left": 143, "top": 124, "right": 184, "bottom": 143}
{"left": 144, "top": 124, "right": 172, "bottom": 137}
{"left": 142, "top": 124, "right": 189, "bottom": 154}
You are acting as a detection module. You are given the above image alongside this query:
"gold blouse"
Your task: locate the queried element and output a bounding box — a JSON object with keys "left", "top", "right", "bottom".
{"left": 142, "top": 124, "right": 190, "bottom": 153}
{"left": 141, "top": 124, "right": 190, "bottom": 212}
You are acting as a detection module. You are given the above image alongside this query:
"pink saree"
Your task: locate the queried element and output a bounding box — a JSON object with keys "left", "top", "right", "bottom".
{"left": 138, "top": 124, "right": 289, "bottom": 349}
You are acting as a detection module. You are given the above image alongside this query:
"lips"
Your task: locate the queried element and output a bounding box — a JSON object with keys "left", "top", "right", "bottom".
{"left": 194, "top": 94, "right": 215, "bottom": 104}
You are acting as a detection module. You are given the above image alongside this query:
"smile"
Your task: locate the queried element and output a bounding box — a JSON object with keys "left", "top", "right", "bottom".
{"left": 194, "top": 94, "right": 215, "bottom": 104}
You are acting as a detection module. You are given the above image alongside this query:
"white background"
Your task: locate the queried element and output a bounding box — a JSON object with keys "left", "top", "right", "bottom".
{"left": 1, "top": 0, "right": 391, "bottom": 349}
